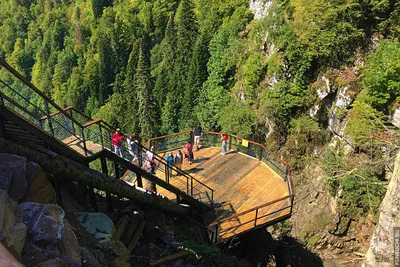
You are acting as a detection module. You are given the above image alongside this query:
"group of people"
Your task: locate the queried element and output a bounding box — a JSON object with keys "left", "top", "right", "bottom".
{"left": 111, "top": 128, "right": 140, "bottom": 164}
{"left": 110, "top": 123, "right": 230, "bottom": 178}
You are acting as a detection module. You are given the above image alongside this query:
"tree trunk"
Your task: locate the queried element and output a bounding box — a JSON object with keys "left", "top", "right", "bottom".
{"left": 0, "top": 137, "right": 188, "bottom": 214}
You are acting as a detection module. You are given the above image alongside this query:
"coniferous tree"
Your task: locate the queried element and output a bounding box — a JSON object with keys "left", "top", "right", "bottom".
{"left": 135, "top": 38, "right": 158, "bottom": 141}
{"left": 123, "top": 41, "right": 140, "bottom": 132}
{"left": 179, "top": 34, "right": 209, "bottom": 129}
{"left": 174, "top": 0, "right": 198, "bottom": 95}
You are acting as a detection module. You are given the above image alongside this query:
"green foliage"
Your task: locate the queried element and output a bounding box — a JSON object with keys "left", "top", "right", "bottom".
{"left": 345, "top": 90, "right": 385, "bottom": 149}
{"left": 322, "top": 148, "right": 385, "bottom": 219}
{"left": 282, "top": 116, "right": 327, "bottom": 169}
{"left": 363, "top": 39, "right": 400, "bottom": 110}
{"left": 219, "top": 100, "right": 256, "bottom": 138}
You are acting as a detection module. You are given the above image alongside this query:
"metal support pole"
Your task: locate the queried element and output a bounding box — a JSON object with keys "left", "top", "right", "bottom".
{"left": 254, "top": 209, "right": 258, "bottom": 227}
{"left": 137, "top": 142, "right": 143, "bottom": 187}
{"left": 165, "top": 164, "right": 169, "bottom": 183}
{"left": 80, "top": 127, "right": 88, "bottom": 156}
{"left": 101, "top": 156, "right": 113, "bottom": 212}
{"left": 69, "top": 108, "right": 75, "bottom": 134}
{"left": 114, "top": 162, "right": 120, "bottom": 180}
{"left": 190, "top": 177, "right": 193, "bottom": 196}
{"left": 259, "top": 146, "right": 263, "bottom": 160}
{"left": 99, "top": 123, "right": 104, "bottom": 149}
{"left": 43, "top": 100, "right": 54, "bottom": 136}
{"left": 88, "top": 185, "right": 98, "bottom": 212}
{"left": 85, "top": 160, "right": 98, "bottom": 211}
{"left": 0, "top": 117, "right": 6, "bottom": 139}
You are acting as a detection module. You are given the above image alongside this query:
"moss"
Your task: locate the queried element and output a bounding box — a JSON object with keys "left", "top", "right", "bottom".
{"left": 307, "top": 235, "right": 319, "bottom": 246}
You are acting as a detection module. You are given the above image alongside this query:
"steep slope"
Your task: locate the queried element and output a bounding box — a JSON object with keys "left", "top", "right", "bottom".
{"left": 363, "top": 151, "right": 400, "bottom": 267}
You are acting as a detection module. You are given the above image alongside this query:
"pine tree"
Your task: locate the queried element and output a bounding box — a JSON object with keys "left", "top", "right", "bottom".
{"left": 179, "top": 34, "right": 209, "bottom": 129}
{"left": 123, "top": 41, "right": 140, "bottom": 133}
{"left": 161, "top": 92, "right": 179, "bottom": 134}
{"left": 174, "top": 0, "right": 198, "bottom": 95}
{"left": 135, "top": 39, "right": 158, "bottom": 141}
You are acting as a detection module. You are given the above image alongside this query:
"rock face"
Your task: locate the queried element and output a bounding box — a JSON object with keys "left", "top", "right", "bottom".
{"left": 249, "top": 0, "right": 273, "bottom": 20}
{"left": 363, "top": 152, "right": 400, "bottom": 267}
{"left": 22, "top": 162, "right": 56, "bottom": 204}
{"left": 0, "top": 154, "right": 27, "bottom": 202}
{"left": 392, "top": 108, "right": 400, "bottom": 128}
{"left": 20, "top": 202, "right": 65, "bottom": 244}
{"left": 76, "top": 213, "right": 115, "bottom": 243}
{"left": 0, "top": 190, "right": 27, "bottom": 258}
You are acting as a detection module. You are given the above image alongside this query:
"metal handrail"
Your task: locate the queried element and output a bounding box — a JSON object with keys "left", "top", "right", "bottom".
{"left": 0, "top": 60, "right": 84, "bottom": 128}
{"left": 143, "top": 130, "right": 295, "bottom": 241}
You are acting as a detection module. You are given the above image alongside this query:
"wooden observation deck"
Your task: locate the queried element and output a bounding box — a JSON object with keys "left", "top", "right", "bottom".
{"left": 147, "top": 131, "right": 294, "bottom": 242}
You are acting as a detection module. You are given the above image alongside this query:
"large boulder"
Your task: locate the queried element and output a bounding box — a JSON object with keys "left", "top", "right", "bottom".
{"left": 76, "top": 213, "right": 115, "bottom": 243}
{"left": 94, "top": 241, "right": 130, "bottom": 267}
{"left": 19, "top": 202, "right": 65, "bottom": 245}
{"left": 59, "top": 220, "right": 81, "bottom": 264}
{"left": 0, "top": 154, "right": 27, "bottom": 201}
{"left": 9, "top": 223, "right": 27, "bottom": 258}
{"left": 22, "top": 162, "right": 56, "bottom": 204}
{"left": 0, "top": 190, "right": 26, "bottom": 258}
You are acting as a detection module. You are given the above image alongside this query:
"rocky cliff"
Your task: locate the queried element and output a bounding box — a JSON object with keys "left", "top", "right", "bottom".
{"left": 363, "top": 152, "right": 400, "bottom": 267}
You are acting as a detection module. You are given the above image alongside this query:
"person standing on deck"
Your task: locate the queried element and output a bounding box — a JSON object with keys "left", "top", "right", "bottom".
{"left": 193, "top": 123, "right": 202, "bottom": 151}
{"left": 186, "top": 140, "right": 194, "bottom": 164}
{"left": 145, "top": 145, "right": 156, "bottom": 174}
{"left": 166, "top": 152, "right": 175, "bottom": 179}
{"left": 221, "top": 133, "right": 228, "bottom": 155}
{"left": 127, "top": 133, "right": 139, "bottom": 165}
{"left": 174, "top": 150, "right": 183, "bottom": 171}
{"left": 112, "top": 128, "right": 124, "bottom": 157}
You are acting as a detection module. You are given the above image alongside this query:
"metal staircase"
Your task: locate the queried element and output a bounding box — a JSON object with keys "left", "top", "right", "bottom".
{"left": 0, "top": 59, "right": 214, "bottom": 211}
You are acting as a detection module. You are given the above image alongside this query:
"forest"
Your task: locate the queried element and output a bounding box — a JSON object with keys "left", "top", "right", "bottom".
{"left": 1, "top": 0, "right": 400, "bottom": 223}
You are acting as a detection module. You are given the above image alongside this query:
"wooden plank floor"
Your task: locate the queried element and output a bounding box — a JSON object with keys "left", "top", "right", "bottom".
{"left": 63, "top": 136, "right": 103, "bottom": 156}
{"left": 64, "top": 137, "right": 291, "bottom": 240}
{"left": 156, "top": 147, "right": 290, "bottom": 240}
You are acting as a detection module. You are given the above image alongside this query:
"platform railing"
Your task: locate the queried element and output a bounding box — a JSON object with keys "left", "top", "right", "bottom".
{"left": 145, "top": 130, "right": 295, "bottom": 242}
{"left": 0, "top": 60, "right": 214, "bottom": 210}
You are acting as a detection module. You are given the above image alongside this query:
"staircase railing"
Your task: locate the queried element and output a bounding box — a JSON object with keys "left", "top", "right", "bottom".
{"left": 0, "top": 60, "right": 214, "bottom": 210}
{"left": 0, "top": 63, "right": 87, "bottom": 154}
{"left": 145, "top": 130, "right": 295, "bottom": 242}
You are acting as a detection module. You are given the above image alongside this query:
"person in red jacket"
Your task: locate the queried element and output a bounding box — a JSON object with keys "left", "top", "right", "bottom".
{"left": 111, "top": 128, "right": 124, "bottom": 157}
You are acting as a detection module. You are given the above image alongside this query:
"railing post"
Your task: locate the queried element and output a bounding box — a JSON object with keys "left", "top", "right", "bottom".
{"left": 254, "top": 209, "right": 258, "bottom": 227}
{"left": 68, "top": 108, "right": 75, "bottom": 134}
{"left": 258, "top": 146, "right": 263, "bottom": 160}
{"left": 80, "top": 127, "right": 88, "bottom": 156}
{"left": 99, "top": 123, "right": 104, "bottom": 149}
{"left": 214, "top": 224, "right": 219, "bottom": 243}
{"left": 290, "top": 195, "right": 294, "bottom": 215}
{"left": 165, "top": 164, "right": 169, "bottom": 183}
{"left": 186, "top": 177, "right": 189, "bottom": 194}
{"left": 137, "top": 143, "right": 143, "bottom": 187}
{"left": 211, "top": 190, "right": 214, "bottom": 209}
{"left": 43, "top": 99, "right": 54, "bottom": 136}
{"left": 228, "top": 136, "right": 232, "bottom": 150}
{"left": 190, "top": 177, "right": 193, "bottom": 196}
{"left": 101, "top": 156, "right": 113, "bottom": 212}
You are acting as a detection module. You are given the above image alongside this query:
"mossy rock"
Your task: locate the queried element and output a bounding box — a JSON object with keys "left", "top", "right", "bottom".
{"left": 94, "top": 241, "right": 130, "bottom": 267}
